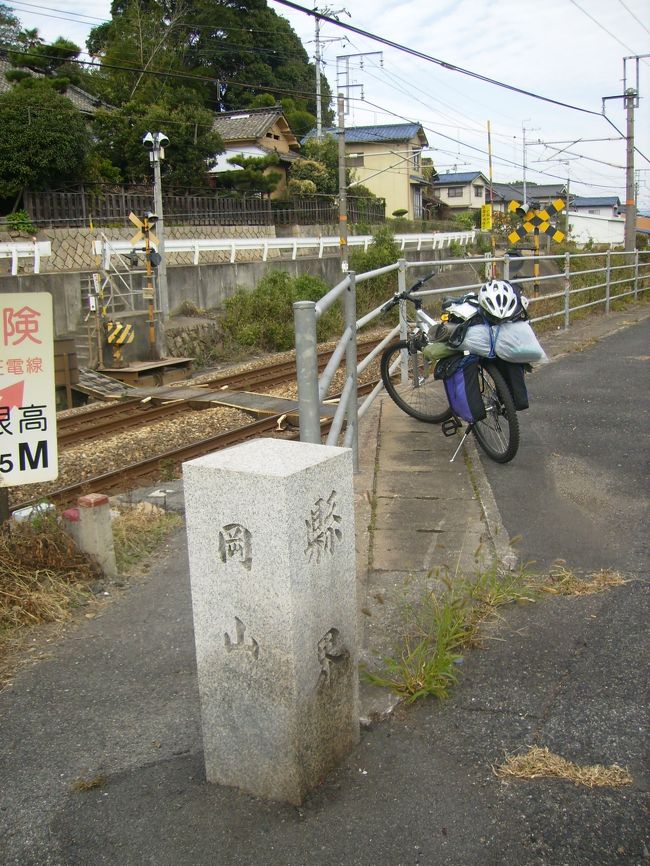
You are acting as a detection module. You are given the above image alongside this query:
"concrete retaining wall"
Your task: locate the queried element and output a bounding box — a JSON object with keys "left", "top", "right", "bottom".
{"left": 0, "top": 248, "right": 457, "bottom": 341}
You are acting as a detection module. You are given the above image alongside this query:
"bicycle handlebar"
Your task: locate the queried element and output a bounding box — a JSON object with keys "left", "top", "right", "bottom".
{"left": 380, "top": 271, "right": 437, "bottom": 313}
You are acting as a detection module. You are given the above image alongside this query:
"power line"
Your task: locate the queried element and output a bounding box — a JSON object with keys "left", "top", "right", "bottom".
{"left": 269, "top": 0, "right": 607, "bottom": 117}
{"left": 567, "top": 0, "right": 646, "bottom": 55}
{"left": 616, "top": 0, "right": 650, "bottom": 36}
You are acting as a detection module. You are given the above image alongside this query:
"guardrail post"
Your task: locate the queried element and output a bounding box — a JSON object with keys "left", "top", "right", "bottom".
{"left": 502, "top": 254, "right": 510, "bottom": 282}
{"left": 634, "top": 250, "right": 639, "bottom": 300}
{"left": 343, "top": 271, "right": 359, "bottom": 471}
{"left": 397, "top": 258, "right": 409, "bottom": 384}
{"left": 293, "top": 300, "right": 321, "bottom": 444}
{"left": 563, "top": 252, "right": 571, "bottom": 329}
{"left": 605, "top": 249, "right": 611, "bottom": 313}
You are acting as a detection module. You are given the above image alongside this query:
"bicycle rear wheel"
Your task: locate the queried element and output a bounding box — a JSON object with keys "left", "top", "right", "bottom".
{"left": 472, "top": 362, "right": 519, "bottom": 463}
{"left": 380, "top": 340, "right": 452, "bottom": 424}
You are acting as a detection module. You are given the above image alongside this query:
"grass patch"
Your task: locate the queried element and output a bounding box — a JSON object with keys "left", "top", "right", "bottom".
{"left": 0, "top": 502, "right": 182, "bottom": 687}
{"left": 364, "top": 564, "right": 538, "bottom": 703}
{"left": 542, "top": 563, "right": 628, "bottom": 596}
{"left": 0, "top": 510, "right": 99, "bottom": 633}
{"left": 71, "top": 774, "right": 107, "bottom": 792}
{"left": 493, "top": 745, "right": 632, "bottom": 788}
{"left": 112, "top": 503, "right": 182, "bottom": 575}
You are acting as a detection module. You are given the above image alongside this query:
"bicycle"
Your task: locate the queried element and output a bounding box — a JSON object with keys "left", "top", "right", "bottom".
{"left": 379, "top": 276, "right": 521, "bottom": 464}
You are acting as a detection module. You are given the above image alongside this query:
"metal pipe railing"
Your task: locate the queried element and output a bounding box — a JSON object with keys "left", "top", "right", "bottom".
{"left": 293, "top": 247, "right": 649, "bottom": 467}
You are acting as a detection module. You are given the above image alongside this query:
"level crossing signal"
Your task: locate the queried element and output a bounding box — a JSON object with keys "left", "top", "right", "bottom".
{"left": 507, "top": 198, "right": 566, "bottom": 245}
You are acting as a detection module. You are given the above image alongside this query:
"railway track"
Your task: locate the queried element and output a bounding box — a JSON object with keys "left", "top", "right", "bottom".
{"left": 57, "top": 338, "right": 381, "bottom": 447}
{"left": 16, "top": 383, "right": 379, "bottom": 513}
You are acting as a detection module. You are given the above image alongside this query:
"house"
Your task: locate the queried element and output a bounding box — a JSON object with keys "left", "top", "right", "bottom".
{"left": 304, "top": 123, "right": 430, "bottom": 220}
{"left": 489, "top": 182, "right": 567, "bottom": 213}
{"left": 431, "top": 171, "right": 490, "bottom": 212}
{"left": 570, "top": 196, "right": 621, "bottom": 218}
{"left": 210, "top": 106, "right": 300, "bottom": 199}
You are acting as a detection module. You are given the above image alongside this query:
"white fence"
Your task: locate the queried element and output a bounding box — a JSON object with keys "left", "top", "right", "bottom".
{"left": 93, "top": 231, "right": 476, "bottom": 267}
{"left": 0, "top": 241, "right": 52, "bottom": 275}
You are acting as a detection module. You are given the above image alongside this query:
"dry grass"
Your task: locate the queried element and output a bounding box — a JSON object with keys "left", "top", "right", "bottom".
{"left": 0, "top": 511, "right": 100, "bottom": 633}
{"left": 494, "top": 746, "right": 633, "bottom": 788}
{"left": 112, "top": 502, "right": 182, "bottom": 574}
{"left": 543, "top": 564, "right": 629, "bottom": 596}
{"left": 0, "top": 501, "right": 182, "bottom": 689}
{"left": 71, "top": 775, "right": 107, "bottom": 792}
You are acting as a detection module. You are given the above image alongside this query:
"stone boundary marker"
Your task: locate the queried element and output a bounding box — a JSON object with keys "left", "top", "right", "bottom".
{"left": 183, "top": 439, "right": 359, "bottom": 805}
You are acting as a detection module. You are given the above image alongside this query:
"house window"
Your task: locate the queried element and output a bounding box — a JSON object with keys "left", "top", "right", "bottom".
{"left": 347, "top": 153, "right": 365, "bottom": 167}
{"left": 413, "top": 150, "right": 421, "bottom": 171}
{"left": 473, "top": 185, "right": 483, "bottom": 198}
{"left": 448, "top": 187, "right": 463, "bottom": 197}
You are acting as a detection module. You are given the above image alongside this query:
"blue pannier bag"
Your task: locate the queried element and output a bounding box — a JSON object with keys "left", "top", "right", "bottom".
{"left": 434, "top": 354, "right": 487, "bottom": 424}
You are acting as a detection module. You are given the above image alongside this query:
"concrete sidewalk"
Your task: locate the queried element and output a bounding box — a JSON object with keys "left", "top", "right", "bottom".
{"left": 0, "top": 303, "right": 648, "bottom": 866}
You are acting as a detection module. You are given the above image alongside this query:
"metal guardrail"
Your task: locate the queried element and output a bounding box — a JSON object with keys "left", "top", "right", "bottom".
{"left": 293, "top": 249, "right": 650, "bottom": 467}
{"left": 0, "top": 241, "right": 52, "bottom": 275}
{"left": 93, "top": 231, "right": 476, "bottom": 266}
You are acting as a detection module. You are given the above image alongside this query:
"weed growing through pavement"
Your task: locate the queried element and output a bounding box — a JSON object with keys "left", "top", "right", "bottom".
{"left": 364, "top": 563, "right": 538, "bottom": 703}
{"left": 365, "top": 557, "right": 632, "bottom": 705}
{"left": 112, "top": 503, "right": 182, "bottom": 575}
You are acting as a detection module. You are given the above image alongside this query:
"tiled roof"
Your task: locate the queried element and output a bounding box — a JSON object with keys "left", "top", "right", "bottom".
{"left": 491, "top": 182, "right": 566, "bottom": 202}
{"left": 571, "top": 196, "right": 620, "bottom": 208}
{"left": 433, "top": 171, "right": 485, "bottom": 185}
{"left": 212, "top": 106, "right": 298, "bottom": 146}
{"left": 303, "top": 123, "right": 427, "bottom": 145}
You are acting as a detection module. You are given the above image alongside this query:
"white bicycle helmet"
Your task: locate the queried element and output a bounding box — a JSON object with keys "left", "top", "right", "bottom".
{"left": 478, "top": 280, "right": 520, "bottom": 320}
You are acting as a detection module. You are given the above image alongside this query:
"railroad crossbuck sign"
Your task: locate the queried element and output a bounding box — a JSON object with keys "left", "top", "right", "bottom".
{"left": 0, "top": 293, "right": 58, "bottom": 486}
{"left": 508, "top": 199, "right": 566, "bottom": 245}
{"left": 128, "top": 211, "right": 158, "bottom": 247}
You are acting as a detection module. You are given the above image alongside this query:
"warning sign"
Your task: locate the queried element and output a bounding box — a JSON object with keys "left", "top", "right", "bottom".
{"left": 0, "top": 293, "right": 58, "bottom": 486}
{"left": 480, "top": 204, "right": 493, "bottom": 231}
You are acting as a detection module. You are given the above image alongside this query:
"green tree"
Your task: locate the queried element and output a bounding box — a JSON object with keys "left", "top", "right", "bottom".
{"left": 214, "top": 153, "right": 281, "bottom": 196}
{"left": 0, "top": 3, "right": 21, "bottom": 47}
{"left": 0, "top": 79, "right": 90, "bottom": 199}
{"left": 91, "top": 95, "right": 223, "bottom": 186}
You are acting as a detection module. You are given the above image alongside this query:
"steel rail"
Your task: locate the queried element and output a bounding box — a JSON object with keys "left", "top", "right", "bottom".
{"left": 14, "top": 380, "right": 380, "bottom": 514}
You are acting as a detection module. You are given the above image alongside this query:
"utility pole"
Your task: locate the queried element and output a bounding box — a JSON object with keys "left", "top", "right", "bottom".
{"left": 337, "top": 94, "right": 348, "bottom": 272}
{"left": 313, "top": 5, "right": 348, "bottom": 138}
{"left": 624, "top": 88, "right": 637, "bottom": 252}
{"left": 314, "top": 13, "right": 323, "bottom": 139}
{"left": 143, "top": 131, "right": 170, "bottom": 330}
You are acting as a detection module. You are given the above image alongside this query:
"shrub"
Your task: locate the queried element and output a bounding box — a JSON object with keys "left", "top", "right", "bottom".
{"left": 4, "top": 209, "right": 37, "bottom": 235}
{"left": 219, "top": 271, "right": 340, "bottom": 352}
{"left": 349, "top": 225, "right": 400, "bottom": 312}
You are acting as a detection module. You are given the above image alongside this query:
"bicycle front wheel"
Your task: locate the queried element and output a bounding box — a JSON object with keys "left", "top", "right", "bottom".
{"left": 380, "top": 340, "right": 453, "bottom": 424}
{"left": 472, "top": 362, "right": 520, "bottom": 463}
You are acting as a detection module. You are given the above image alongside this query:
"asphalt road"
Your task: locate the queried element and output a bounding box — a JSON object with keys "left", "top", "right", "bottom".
{"left": 479, "top": 318, "right": 650, "bottom": 574}
{"left": 1, "top": 314, "right": 648, "bottom": 866}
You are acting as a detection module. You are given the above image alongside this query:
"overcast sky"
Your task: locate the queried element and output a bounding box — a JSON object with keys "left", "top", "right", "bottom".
{"left": 8, "top": 0, "right": 650, "bottom": 209}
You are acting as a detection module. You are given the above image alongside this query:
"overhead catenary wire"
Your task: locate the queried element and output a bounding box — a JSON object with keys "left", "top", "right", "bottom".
{"left": 269, "top": 0, "right": 612, "bottom": 117}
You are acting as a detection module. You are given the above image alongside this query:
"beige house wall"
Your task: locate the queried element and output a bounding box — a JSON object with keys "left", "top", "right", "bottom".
{"left": 437, "top": 178, "right": 487, "bottom": 210}
{"left": 347, "top": 137, "right": 425, "bottom": 219}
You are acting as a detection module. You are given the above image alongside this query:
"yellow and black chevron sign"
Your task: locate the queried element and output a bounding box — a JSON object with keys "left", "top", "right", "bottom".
{"left": 508, "top": 198, "right": 566, "bottom": 245}
{"left": 106, "top": 321, "right": 135, "bottom": 345}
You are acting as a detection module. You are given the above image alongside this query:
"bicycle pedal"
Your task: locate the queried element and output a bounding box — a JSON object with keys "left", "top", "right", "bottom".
{"left": 441, "top": 417, "right": 462, "bottom": 437}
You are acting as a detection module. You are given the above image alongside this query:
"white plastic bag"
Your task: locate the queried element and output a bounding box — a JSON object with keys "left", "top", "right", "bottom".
{"left": 494, "top": 321, "right": 547, "bottom": 364}
{"left": 457, "top": 323, "right": 494, "bottom": 357}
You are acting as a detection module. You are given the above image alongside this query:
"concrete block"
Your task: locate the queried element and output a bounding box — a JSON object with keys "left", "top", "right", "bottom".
{"left": 62, "top": 493, "right": 117, "bottom": 578}
{"left": 183, "top": 438, "right": 359, "bottom": 804}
